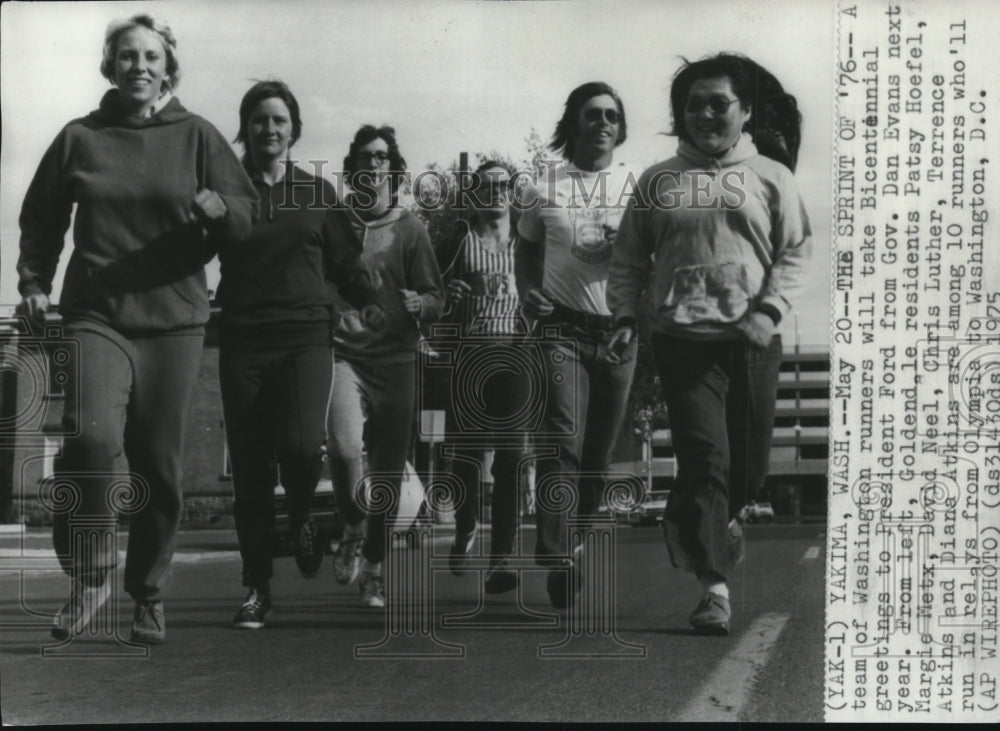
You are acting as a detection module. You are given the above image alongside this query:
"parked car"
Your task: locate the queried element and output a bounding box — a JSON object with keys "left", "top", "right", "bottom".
{"left": 597, "top": 485, "right": 669, "bottom": 526}
{"left": 740, "top": 501, "right": 775, "bottom": 524}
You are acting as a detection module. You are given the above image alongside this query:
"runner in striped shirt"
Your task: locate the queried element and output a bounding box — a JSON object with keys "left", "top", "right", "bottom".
{"left": 436, "top": 160, "right": 529, "bottom": 594}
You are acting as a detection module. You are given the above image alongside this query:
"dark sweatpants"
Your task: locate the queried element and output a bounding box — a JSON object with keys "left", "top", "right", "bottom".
{"left": 653, "top": 332, "right": 782, "bottom": 582}
{"left": 219, "top": 331, "right": 333, "bottom": 590}
{"left": 52, "top": 319, "right": 203, "bottom": 601}
{"left": 448, "top": 341, "right": 535, "bottom": 556}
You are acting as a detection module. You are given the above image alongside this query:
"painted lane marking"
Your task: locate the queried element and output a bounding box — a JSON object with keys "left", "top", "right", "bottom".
{"left": 676, "top": 612, "right": 790, "bottom": 722}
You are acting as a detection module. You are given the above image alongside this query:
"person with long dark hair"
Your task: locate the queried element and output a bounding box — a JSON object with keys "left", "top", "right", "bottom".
{"left": 327, "top": 125, "right": 444, "bottom": 608}
{"left": 16, "top": 14, "right": 258, "bottom": 643}
{"left": 217, "top": 81, "right": 383, "bottom": 629}
{"left": 607, "top": 53, "right": 812, "bottom": 634}
{"left": 515, "top": 82, "right": 637, "bottom": 610}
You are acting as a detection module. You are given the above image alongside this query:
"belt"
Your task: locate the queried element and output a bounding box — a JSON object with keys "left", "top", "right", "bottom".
{"left": 544, "top": 302, "right": 614, "bottom": 332}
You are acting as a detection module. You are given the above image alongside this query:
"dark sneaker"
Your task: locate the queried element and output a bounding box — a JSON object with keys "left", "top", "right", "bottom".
{"left": 545, "top": 561, "right": 581, "bottom": 610}
{"left": 233, "top": 589, "right": 271, "bottom": 629}
{"left": 484, "top": 555, "right": 518, "bottom": 594}
{"left": 689, "top": 592, "right": 731, "bottom": 635}
{"left": 359, "top": 572, "right": 386, "bottom": 608}
{"left": 130, "top": 600, "right": 166, "bottom": 644}
{"left": 448, "top": 529, "right": 476, "bottom": 576}
{"left": 332, "top": 530, "right": 364, "bottom": 585}
{"left": 51, "top": 579, "right": 111, "bottom": 640}
{"left": 293, "top": 518, "right": 323, "bottom": 578}
{"left": 728, "top": 518, "right": 745, "bottom": 572}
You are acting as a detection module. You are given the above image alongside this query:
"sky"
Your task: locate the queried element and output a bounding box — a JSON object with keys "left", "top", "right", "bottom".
{"left": 0, "top": 0, "right": 834, "bottom": 345}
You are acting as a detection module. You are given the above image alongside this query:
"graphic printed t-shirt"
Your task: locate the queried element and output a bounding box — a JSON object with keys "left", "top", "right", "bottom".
{"left": 517, "top": 162, "right": 635, "bottom": 316}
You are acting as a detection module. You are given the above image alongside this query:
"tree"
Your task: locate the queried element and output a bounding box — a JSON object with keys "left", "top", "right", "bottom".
{"left": 407, "top": 128, "right": 554, "bottom": 253}
{"left": 408, "top": 129, "right": 667, "bottom": 465}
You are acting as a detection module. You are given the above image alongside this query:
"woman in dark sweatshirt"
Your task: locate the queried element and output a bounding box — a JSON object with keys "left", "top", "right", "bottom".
{"left": 217, "top": 81, "right": 384, "bottom": 630}
{"left": 326, "top": 125, "right": 444, "bottom": 609}
{"left": 16, "top": 14, "right": 258, "bottom": 644}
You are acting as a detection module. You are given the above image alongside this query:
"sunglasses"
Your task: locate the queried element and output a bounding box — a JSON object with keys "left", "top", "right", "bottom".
{"left": 685, "top": 96, "right": 742, "bottom": 115}
{"left": 356, "top": 151, "right": 390, "bottom": 164}
{"left": 583, "top": 107, "right": 621, "bottom": 125}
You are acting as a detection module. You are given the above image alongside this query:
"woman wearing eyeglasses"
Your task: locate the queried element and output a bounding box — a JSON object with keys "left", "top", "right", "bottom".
{"left": 326, "top": 125, "right": 444, "bottom": 608}
{"left": 435, "top": 160, "right": 529, "bottom": 594}
{"left": 514, "top": 82, "right": 637, "bottom": 610}
{"left": 607, "top": 53, "right": 812, "bottom": 635}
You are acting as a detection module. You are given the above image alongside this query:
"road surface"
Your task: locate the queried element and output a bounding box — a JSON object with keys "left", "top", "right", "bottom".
{"left": 0, "top": 522, "right": 825, "bottom": 723}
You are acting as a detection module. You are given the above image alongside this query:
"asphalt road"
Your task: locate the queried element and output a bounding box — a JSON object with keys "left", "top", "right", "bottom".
{"left": 0, "top": 522, "right": 826, "bottom": 723}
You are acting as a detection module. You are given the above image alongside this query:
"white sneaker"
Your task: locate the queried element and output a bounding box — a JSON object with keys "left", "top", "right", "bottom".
{"left": 333, "top": 531, "right": 364, "bottom": 585}
{"left": 359, "top": 572, "right": 386, "bottom": 608}
{"left": 690, "top": 591, "right": 731, "bottom": 635}
{"left": 51, "top": 579, "right": 112, "bottom": 640}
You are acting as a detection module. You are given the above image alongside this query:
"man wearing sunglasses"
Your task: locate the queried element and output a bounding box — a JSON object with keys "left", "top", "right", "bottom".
{"left": 514, "top": 81, "right": 637, "bottom": 610}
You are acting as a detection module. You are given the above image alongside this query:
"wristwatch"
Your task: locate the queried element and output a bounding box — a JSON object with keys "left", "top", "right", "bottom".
{"left": 755, "top": 302, "right": 782, "bottom": 326}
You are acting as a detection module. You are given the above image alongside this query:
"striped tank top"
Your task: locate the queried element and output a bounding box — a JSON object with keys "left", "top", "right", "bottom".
{"left": 450, "top": 229, "right": 523, "bottom": 336}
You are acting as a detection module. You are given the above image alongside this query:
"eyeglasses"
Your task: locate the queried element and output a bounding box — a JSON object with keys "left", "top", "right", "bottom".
{"left": 355, "top": 151, "right": 390, "bottom": 164}
{"left": 685, "top": 96, "right": 742, "bottom": 115}
{"left": 583, "top": 107, "right": 621, "bottom": 125}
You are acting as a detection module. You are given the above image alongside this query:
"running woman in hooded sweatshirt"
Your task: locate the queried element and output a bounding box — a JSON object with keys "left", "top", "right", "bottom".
{"left": 16, "top": 14, "right": 257, "bottom": 644}
{"left": 607, "top": 53, "right": 812, "bottom": 635}
{"left": 327, "top": 125, "right": 444, "bottom": 608}
{"left": 217, "top": 81, "right": 385, "bottom": 630}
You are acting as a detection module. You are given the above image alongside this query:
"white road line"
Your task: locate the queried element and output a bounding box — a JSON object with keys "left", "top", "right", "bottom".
{"left": 0, "top": 548, "right": 240, "bottom": 564}
{"left": 0, "top": 549, "right": 55, "bottom": 557}
{"left": 676, "top": 612, "right": 790, "bottom": 722}
{"left": 0, "top": 532, "right": 460, "bottom": 573}
{"left": 800, "top": 546, "right": 821, "bottom": 562}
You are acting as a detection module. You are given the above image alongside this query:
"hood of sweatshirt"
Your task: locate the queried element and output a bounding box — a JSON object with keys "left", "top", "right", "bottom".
{"left": 346, "top": 201, "right": 408, "bottom": 230}
{"left": 88, "top": 88, "right": 196, "bottom": 128}
{"left": 676, "top": 132, "right": 758, "bottom": 172}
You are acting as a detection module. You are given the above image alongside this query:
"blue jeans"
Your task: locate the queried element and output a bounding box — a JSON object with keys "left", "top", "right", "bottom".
{"left": 533, "top": 325, "right": 637, "bottom": 566}
{"left": 653, "top": 333, "right": 782, "bottom": 581}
